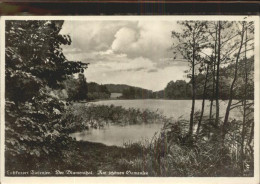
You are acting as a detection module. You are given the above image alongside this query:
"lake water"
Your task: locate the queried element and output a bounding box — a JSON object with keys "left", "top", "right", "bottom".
{"left": 92, "top": 99, "right": 242, "bottom": 120}
{"left": 72, "top": 123, "right": 163, "bottom": 146}
{"left": 72, "top": 99, "right": 243, "bottom": 146}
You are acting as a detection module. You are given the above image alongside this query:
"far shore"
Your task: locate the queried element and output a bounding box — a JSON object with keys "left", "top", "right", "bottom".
{"left": 77, "top": 98, "right": 249, "bottom": 103}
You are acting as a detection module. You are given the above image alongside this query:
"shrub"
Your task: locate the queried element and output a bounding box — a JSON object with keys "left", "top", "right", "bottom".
{"left": 116, "top": 117, "right": 252, "bottom": 176}
{"left": 5, "top": 20, "right": 87, "bottom": 172}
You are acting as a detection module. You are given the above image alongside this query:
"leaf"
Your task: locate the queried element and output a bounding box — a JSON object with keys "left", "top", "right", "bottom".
{"left": 42, "top": 146, "right": 49, "bottom": 154}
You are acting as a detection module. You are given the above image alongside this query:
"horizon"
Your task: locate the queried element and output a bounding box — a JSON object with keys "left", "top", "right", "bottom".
{"left": 87, "top": 80, "right": 189, "bottom": 92}
{"left": 88, "top": 81, "right": 160, "bottom": 92}
{"left": 60, "top": 20, "right": 189, "bottom": 91}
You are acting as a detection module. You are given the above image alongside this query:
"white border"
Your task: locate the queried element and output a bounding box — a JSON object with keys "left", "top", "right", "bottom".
{"left": 0, "top": 15, "right": 259, "bottom": 184}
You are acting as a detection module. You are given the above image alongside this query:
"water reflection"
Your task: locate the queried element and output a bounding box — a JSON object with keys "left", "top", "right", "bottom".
{"left": 71, "top": 123, "right": 163, "bottom": 147}
{"left": 72, "top": 100, "right": 243, "bottom": 146}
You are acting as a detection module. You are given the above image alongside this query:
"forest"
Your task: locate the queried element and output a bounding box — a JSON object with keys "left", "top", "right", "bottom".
{"left": 119, "top": 56, "right": 254, "bottom": 101}
{"left": 5, "top": 20, "right": 255, "bottom": 177}
{"left": 39, "top": 54, "right": 254, "bottom": 101}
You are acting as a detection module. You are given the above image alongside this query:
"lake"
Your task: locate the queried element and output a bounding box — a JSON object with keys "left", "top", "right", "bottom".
{"left": 72, "top": 99, "right": 243, "bottom": 146}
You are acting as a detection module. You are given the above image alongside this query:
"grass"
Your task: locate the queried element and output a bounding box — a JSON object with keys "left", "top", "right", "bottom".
{"left": 60, "top": 103, "right": 253, "bottom": 177}
{"left": 62, "top": 103, "right": 254, "bottom": 177}
{"left": 6, "top": 103, "right": 254, "bottom": 177}
{"left": 115, "top": 117, "right": 254, "bottom": 177}
{"left": 62, "top": 103, "right": 167, "bottom": 133}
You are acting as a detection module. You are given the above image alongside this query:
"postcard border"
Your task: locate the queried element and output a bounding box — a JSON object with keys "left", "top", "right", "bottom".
{"left": 0, "top": 15, "right": 259, "bottom": 184}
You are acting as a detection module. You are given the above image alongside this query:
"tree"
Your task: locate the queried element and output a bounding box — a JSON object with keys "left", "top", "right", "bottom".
{"left": 63, "top": 74, "right": 88, "bottom": 101}
{"left": 196, "top": 58, "right": 210, "bottom": 134}
{"left": 5, "top": 20, "right": 88, "bottom": 170}
{"left": 122, "top": 87, "right": 136, "bottom": 99}
{"left": 236, "top": 23, "right": 254, "bottom": 172}
{"left": 63, "top": 76, "right": 79, "bottom": 101}
{"left": 206, "top": 22, "right": 218, "bottom": 123}
{"left": 76, "top": 74, "right": 88, "bottom": 101}
{"left": 206, "top": 21, "right": 240, "bottom": 125}
{"left": 222, "top": 22, "right": 246, "bottom": 139}
{"left": 215, "top": 21, "right": 221, "bottom": 125}
{"left": 87, "top": 82, "right": 110, "bottom": 100}
{"left": 168, "top": 19, "right": 255, "bottom": 176}
{"left": 164, "top": 80, "right": 191, "bottom": 99}
{"left": 172, "top": 21, "right": 208, "bottom": 136}
{"left": 219, "top": 21, "right": 254, "bottom": 173}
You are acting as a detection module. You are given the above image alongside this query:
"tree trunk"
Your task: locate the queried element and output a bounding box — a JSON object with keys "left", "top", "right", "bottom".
{"left": 197, "top": 63, "right": 210, "bottom": 135}
{"left": 247, "top": 119, "right": 254, "bottom": 154}
{"left": 222, "top": 22, "right": 245, "bottom": 141}
{"left": 189, "top": 44, "right": 196, "bottom": 136}
{"left": 215, "top": 21, "right": 221, "bottom": 125}
{"left": 240, "top": 26, "right": 248, "bottom": 173}
{"left": 209, "top": 25, "right": 218, "bottom": 122}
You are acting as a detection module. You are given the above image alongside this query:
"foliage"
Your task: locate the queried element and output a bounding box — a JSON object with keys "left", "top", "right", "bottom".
{"left": 104, "top": 84, "right": 136, "bottom": 93}
{"left": 5, "top": 20, "right": 88, "bottom": 171}
{"left": 118, "top": 116, "right": 253, "bottom": 176}
{"left": 63, "top": 74, "right": 88, "bottom": 101}
{"left": 117, "top": 20, "right": 255, "bottom": 177}
{"left": 164, "top": 80, "right": 192, "bottom": 99}
{"left": 87, "top": 82, "right": 111, "bottom": 100}
{"left": 5, "top": 20, "right": 255, "bottom": 177}
{"left": 121, "top": 87, "right": 154, "bottom": 99}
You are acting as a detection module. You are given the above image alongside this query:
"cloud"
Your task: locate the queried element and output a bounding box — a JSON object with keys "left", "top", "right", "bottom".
{"left": 122, "top": 67, "right": 146, "bottom": 72}
{"left": 62, "top": 20, "right": 178, "bottom": 64}
{"left": 93, "top": 56, "right": 155, "bottom": 72}
{"left": 111, "top": 27, "right": 138, "bottom": 52}
{"left": 156, "top": 58, "right": 188, "bottom": 69}
{"left": 61, "top": 20, "right": 138, "bottom": 53}
{"left": 85, "top": 61, "right": 188, "bottom": 91}
{"left": 147, "top": 69, "right": 158, "bottom": 73}
{"left": 110, "top": 21, "right": 177, "bottom": 61}
{"left": 60, "top": 20, "right": 189, "bottom": 91}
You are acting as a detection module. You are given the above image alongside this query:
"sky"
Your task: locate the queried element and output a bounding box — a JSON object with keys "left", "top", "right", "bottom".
{"left": 60, "top": 20, "right": 189, "bottom": 91}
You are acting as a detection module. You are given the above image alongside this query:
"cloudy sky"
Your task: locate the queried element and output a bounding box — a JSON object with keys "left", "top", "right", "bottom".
{"left": 60, "top": 20, "right": 189, "bottom": 91}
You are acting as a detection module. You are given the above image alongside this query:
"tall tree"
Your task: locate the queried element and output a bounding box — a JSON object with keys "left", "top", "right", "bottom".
{"left": 215, "top": 21, "right": 221, "bottom": 125}
{"left": 172, "top": 21, "right": 208, "bottom": 136}
{"left": 222, "top": 22, "right": 246, "bottom": 140}
{"left": 208, "top": 22, "right": 218, "bottom": 122}
{"left": 5, "top": 20, "right": 88, "bottom": 169}
{"left": 196, "top": 59, "right": 210, "bottom": 134}
{"left": 213, "top": 21, "right": 239, "bottom": 125}
{"left": 239, "top": 22, "right": 254, "bottom": 172}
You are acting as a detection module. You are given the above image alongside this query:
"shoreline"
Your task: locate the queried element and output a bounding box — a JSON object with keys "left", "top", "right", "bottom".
{"left": 78, "top": 98, "right": 252, "bottom": 103}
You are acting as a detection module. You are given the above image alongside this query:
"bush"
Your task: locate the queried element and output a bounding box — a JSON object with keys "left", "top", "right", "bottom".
{"left": 5, "top": 20, "right": 87, "bottom": 173}
{"left": 116, "top": 117, "right": 252, "bottom": 177}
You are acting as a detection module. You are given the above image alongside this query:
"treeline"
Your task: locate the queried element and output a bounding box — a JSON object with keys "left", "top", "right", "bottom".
{"left": 118, "top": 56, "right": 254, "bottom": 100}
{"left": 115, "top": 20, "right": 255, "bottom": 177}
{"left": 5, "top": 19, "right": 255, "bottom": 176}
{"left": 154, "top": 57, "right": 254, "bottom": 100}
{"left": 121, "top": 87, "right": 154, "bottom": 99}
{"left": 57, "top": 57, "right": 254, "bottom": 101}
{"left": 87, "top": 82, "right": 111, "bottom": 100}
{"left": 104, "top": 84, "right": 136, "bottom": 93}
{"left": 52, "top": 77, "right": 111, "bottom": 101}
